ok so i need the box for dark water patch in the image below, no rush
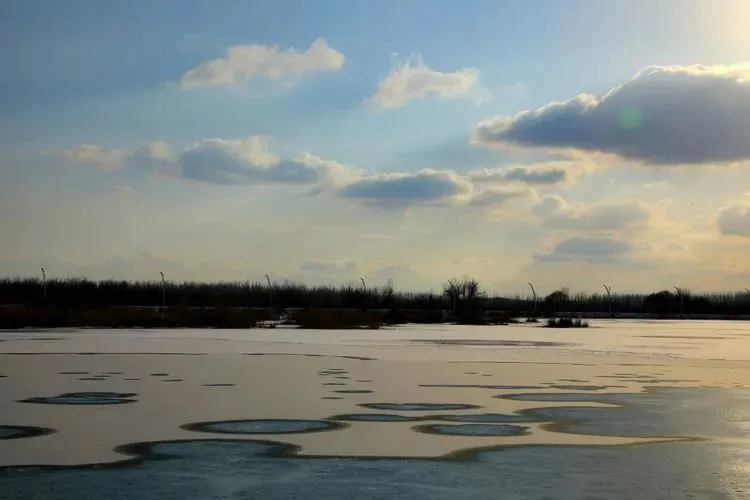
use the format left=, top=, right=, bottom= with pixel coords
left=548, top=385, right=611, bottom=391
left=183, top=419, right=346, bottom=435
left=3, top=337, right=66, bottom=342
left=202, top=383, right=235, bottom=387
left=243, top=353, right=375, bottom=361
left=417, top=339, right=575, bottom=348
left=625, top=344, right=701, bottom=350
left=414, top=423, right=530, bottom=437
left=333, top=390, right=373, bottom=394
left=4, top=388, right=750, bottom=499
left=0, top=425, right=55, bottom=441
left=627, top=378, right=700, bottom=384
left=437, top=413, right=545, bottom=424
left=637, top=335, right=729, bottom=340
left=123, top=378, right=141, bottom=381
left=506, top=387, right=750, bottom=440
left=322, top=382, right=347, bottom=386
left=2, top=438, right=748, bottom=499
left=330, top=413, right=419, bottom=422
left=19, top=392, right=137, bottom=405
left=465, top=372, right=478, bottom=375
left=450, top=360, right=597, bottom=367
left=559, top=379, right=588, bottom=383
left=104, top=372, right=123, bottom=375
left=481, top=374, right=492, bottom=377
left=500, top=392, right=617, bottom=403
left=615, top=363, right=668, bottom=367
left=357, top=379, right=372, bottom=383
left=420, top=384, right=546, bottom=390
left=58, top=371, right=89, bottom=375
left=77, top=377, right=107, bottom=381
left=149, top=373, right=169, bottom=377
left=322, top=397, right=344, bottom=400
left=333, top=376, right=350, bottom=380
left=360, top=403, right=481, bottom=411
left=162, top=379, right=183, bottom=382
left=318, top=370, right=347, bottom=375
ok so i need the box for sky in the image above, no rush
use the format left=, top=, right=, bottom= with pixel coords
left=2, top=0, right=750, bottom=295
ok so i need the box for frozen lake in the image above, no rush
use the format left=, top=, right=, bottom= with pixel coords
left=2, top=320, right=750, bottom=498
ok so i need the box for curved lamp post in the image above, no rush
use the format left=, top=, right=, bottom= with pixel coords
left=41, top=267, right=47, bottom=305
left=265, top=274, right=272, bottom=317
left=360, top=277, right=367, bottom=310
left=528, top=282, right=537, bottom=318
left=602, top=283, right=612, bottom=317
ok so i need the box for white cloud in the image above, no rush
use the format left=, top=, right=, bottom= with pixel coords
left=293, top=152, right=363, bottom=190
left=56, top=142, right=170, bottom=172
left=469, top=161, right=594, bottom=188
left=468, top=186, right=535, bottom=209
left=175, top=136, right=361, bottom=188
left=474, top=63, right=750, bottom=165
left=366, top=55, right=479, bottom=111
left=54, top=136, right=360, bottom=190
left=57, top=145, right=129, bottom=171
left=534, top=236, right=638, bottom=263
left=717, top=201, right=750, bottom=237
left=178, top=38, right=345, bottom=89
left=340, top=168, right=473, bottom=208
left=300, top=260, right=357, bottom=274
left=532, top=195, right=653, bottom=232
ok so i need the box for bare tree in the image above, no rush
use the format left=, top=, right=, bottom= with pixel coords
left=383, top=278, right=394, bottom=306
left=464, top=278, right=483, bottom=305
left=443, top=279, right=465, bottom=315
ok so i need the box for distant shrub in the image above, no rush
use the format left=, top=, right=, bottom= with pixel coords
left=545, top=317, right=589, bottom=328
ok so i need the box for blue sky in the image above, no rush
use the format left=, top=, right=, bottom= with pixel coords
left=2, top=0, right=750, bottom=294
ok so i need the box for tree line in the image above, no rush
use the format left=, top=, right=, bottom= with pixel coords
left=1, top=277, right=750, bottom=316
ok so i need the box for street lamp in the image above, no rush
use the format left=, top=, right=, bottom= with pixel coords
left=602, top=283, right=612, bottom=317
left=40, top=267, right=47, bottom=305
left=528, top=282, right=537, bottom=318
left=674, top=286, right=684, bottom=317
left=360, top=277, right=367, bottom=310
